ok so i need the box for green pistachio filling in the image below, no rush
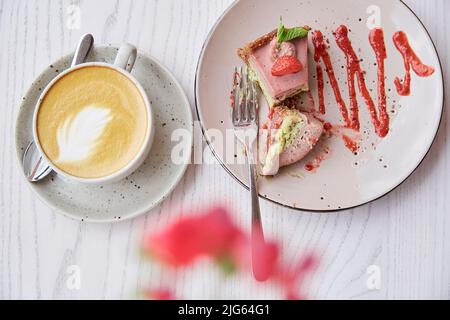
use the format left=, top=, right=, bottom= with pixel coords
left=248, top=61, right=275, bottom=107
left=277, top=115, right=304, bottom=150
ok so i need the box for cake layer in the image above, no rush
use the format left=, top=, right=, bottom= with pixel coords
left=260, top=107, right=323, bottom=176
left=249, top=36, right=309, bottom=106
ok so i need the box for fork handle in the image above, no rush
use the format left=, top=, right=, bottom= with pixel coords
left=246, top=146, right=267, bottom=282
left=249, top=160, right=262, bottom=230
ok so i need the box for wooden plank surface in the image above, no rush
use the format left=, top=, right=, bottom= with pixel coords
left=0, top=0, right=448, bottom=299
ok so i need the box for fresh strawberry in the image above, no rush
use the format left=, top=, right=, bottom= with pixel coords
left=271, top=55, right=303, bottom=76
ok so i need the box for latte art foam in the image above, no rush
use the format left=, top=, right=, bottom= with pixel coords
left=56, top=105, right=113, bottom=163
left=36, top=66, right=148, bottom=179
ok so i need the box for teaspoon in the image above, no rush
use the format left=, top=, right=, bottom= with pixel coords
left=23, top=33, right=94, bottom=182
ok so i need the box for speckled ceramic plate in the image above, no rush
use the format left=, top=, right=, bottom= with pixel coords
left=195, top=0, right=443, bottom=211
left=16, top=45, right=193, bottom=222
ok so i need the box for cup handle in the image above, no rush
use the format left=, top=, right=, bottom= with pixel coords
left=114, top=43, right=137, bottom=72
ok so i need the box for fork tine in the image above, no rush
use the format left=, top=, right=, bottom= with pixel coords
left=231, top=67, right=239, bottom=122
left=241, top=67, right=247, bottom=122
left=244, top=67, right=251, bottom=122
left=237, top=66, right=244, bottom=123
left=232, top=66, right=258, bottom=126
left=250, top=76, right=257, bottom=122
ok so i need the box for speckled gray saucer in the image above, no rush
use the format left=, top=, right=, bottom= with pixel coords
left=15, top=45, right=193, bottom=223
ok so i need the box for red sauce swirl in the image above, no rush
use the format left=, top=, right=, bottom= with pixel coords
left=392, top=31, right=435, bottom=96
left=312, top=26, right=391, bottom=138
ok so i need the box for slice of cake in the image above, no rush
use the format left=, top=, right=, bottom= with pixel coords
left=238, top=23, right=310, bottom=107
left=259, top=106, right=323, bottom=176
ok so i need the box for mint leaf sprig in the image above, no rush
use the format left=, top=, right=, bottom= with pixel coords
left=277, top=17, right=309, bottom=45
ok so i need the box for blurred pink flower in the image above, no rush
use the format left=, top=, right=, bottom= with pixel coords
left=144, top=206, right=318, bottom=299
left=276, top=253, right=318, bottom=299
left=146, top=288, right=175, bottom=300
left=145, top=206, right=244, bottom=267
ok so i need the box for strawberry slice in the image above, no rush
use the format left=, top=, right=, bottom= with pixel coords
left=271, top=55, right=303, bottom=76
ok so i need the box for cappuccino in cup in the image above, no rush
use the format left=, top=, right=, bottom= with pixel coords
left=36, top=65, right=148, bottom=179
left=33, top=44, right=154, bottom=184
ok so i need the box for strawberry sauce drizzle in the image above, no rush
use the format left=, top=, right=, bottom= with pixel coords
left=392, top=31, right=435, bottom=96
left=342, top=135, right=359, bottom=153
left=368, top=27, right=389, bottom=137
left=311, top=26, right=392, bottom=139
left=312, top=30, right=352, bottom=129
left=333, top=26, right=361, bottom=132
left=305, top=147, right=330, bottom=172
left=315, top=65, right=325, bottom=114
left=310, top=27, right=435, bottom=142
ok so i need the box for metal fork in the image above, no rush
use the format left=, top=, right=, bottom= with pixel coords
left=231, top=66, right=267, bottom=281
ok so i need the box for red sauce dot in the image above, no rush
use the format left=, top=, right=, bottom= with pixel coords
left=324, top=122, right=333, bottom=131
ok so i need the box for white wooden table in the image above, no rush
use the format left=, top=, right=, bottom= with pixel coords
left=0, top=0, right=448, bottom=300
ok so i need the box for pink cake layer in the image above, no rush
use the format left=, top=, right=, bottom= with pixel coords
left=278, top=113, right=323, bottom=167
left=249, top=37, right=309, bottom=101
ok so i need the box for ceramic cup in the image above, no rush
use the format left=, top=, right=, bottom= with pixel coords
left=32, top=44, right=155, bottom=184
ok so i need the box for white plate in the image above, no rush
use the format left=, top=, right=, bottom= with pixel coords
left=195, top=0, right=443, bottom=211
left=16, top=45, right=193, bottom=222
